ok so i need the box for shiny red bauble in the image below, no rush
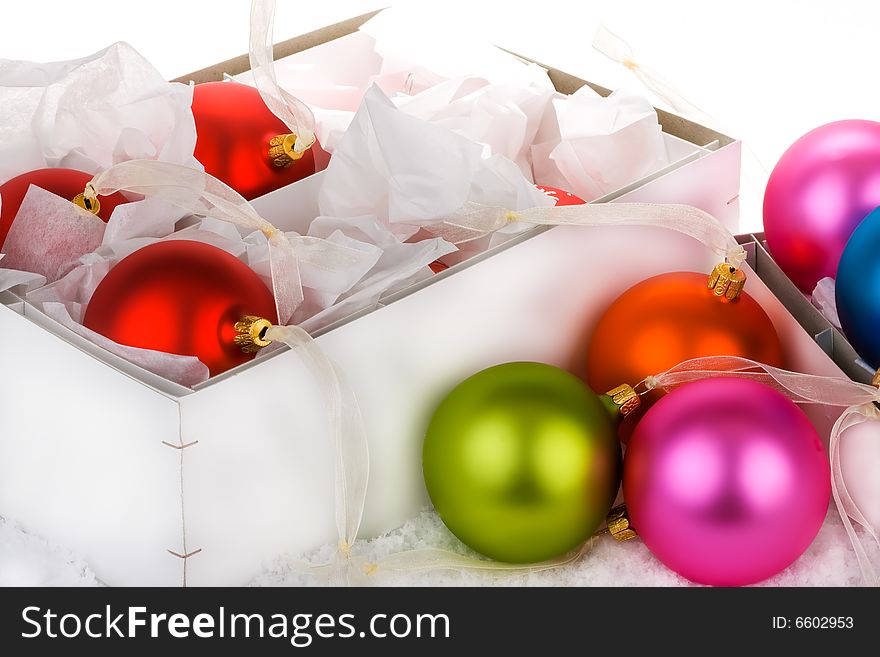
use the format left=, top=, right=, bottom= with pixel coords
left=83, top=240, right=278, bottom=377
left=537, top=185, right=586, bottom=206
left=191, top=81, right=320, bottom=200
left=0, top=168, right=126, bottom=249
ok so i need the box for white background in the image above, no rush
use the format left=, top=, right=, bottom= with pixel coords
left=2, top=0, right=879, bottom=231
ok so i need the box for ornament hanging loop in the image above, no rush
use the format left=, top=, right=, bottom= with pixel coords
left=633, top=375, right=661, bottom=396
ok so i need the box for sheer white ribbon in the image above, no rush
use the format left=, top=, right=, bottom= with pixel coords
left=85, top=159, right=303, bottom=324
left=591, top=24, right=715, bottom=126
left=427, top=200, right=746, bottom=267
left=264, top=324, right=370, bottom=585
left=639, top=355, right=880, bottom=405
left=830, top=409, right=879, bottom=586
left=249, top=0, right=317, bottom=154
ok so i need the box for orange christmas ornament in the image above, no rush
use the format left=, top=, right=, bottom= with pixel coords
left=586, top=266, right=784, bottom=424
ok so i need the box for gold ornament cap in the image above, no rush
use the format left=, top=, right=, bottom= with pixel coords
left=233, top=316, right=273, bottom=353
left=606, top=504, right=638, bottom=541
left=269, top=133, right=306, bottom=168
left=707, top=262, right=746, bottom=300
left=605, top=384, right=640, bottom=418
left=72, top=192, right=100, bottom=215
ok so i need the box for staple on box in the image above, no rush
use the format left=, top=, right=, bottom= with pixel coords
left=162, top=440, right=200, bottom=450
left=167, top=548, right=203, bottom=560
left=167, top=548, right=203, bottom=588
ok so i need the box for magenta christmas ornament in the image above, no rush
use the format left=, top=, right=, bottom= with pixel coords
left=763, top=119, right=880, bottom=293
left=623, top=377, right=830, bottom=586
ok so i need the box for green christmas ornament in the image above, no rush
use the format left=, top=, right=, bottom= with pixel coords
left=423, top=362, right=632, bottom=563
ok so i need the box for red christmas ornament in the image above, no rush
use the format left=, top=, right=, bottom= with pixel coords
left=83, top=240, right=278, bottom=377
left=536, top=185, right=585, bottom=206
left=0, top=168, right=126, bottom=249
left=191, top=81, right=321, bottom=200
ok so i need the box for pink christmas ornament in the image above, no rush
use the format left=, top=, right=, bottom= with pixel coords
left=624, top=377, right=830, bottom=586
left=763, top=119, right=880, bottom=293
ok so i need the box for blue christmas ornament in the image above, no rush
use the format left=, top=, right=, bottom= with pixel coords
left=836, top=206, right=880, bottom=369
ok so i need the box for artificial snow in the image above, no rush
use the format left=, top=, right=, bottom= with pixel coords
left=0, top=517, right=99, bottom=587
left=1, top=507, right=871, bottom=587
left=258, top=506, right=872, bottom=587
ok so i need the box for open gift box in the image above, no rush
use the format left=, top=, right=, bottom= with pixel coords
left=0, top=11, right=847, bottom=587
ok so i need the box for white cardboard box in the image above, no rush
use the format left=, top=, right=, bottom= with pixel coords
left=0, top=14, right=834, bottom=587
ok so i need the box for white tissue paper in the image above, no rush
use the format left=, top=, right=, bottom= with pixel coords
left=264, top=30, right=554, bottom=166
left=310, top=85, right=554, bottom=287
left=257, top=8, right=669, bottom=198
left=812, top=277, right=841, bottom=329
left=318, top=86, right=551, bottom=240
left=0, top=41, right=200, bottom=281
left=0, top=41, right=198, bottom=181
left=0, top=253, right=45, bottom=296
left=301, top=214, right=455, bottom=331
left=393, top=65, right=556, bottom=181
left=533, top=86, right=670, bottom=201
left=44, top=300, right=211, bottom=388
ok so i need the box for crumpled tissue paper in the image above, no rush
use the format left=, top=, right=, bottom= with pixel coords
left=0, top=41, right=200, bottom=281
left=253, top=8, right=670, bottom=199
left=0, top=41, right=198, bottom=181
left=812, top=277, right=841, bottom=329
